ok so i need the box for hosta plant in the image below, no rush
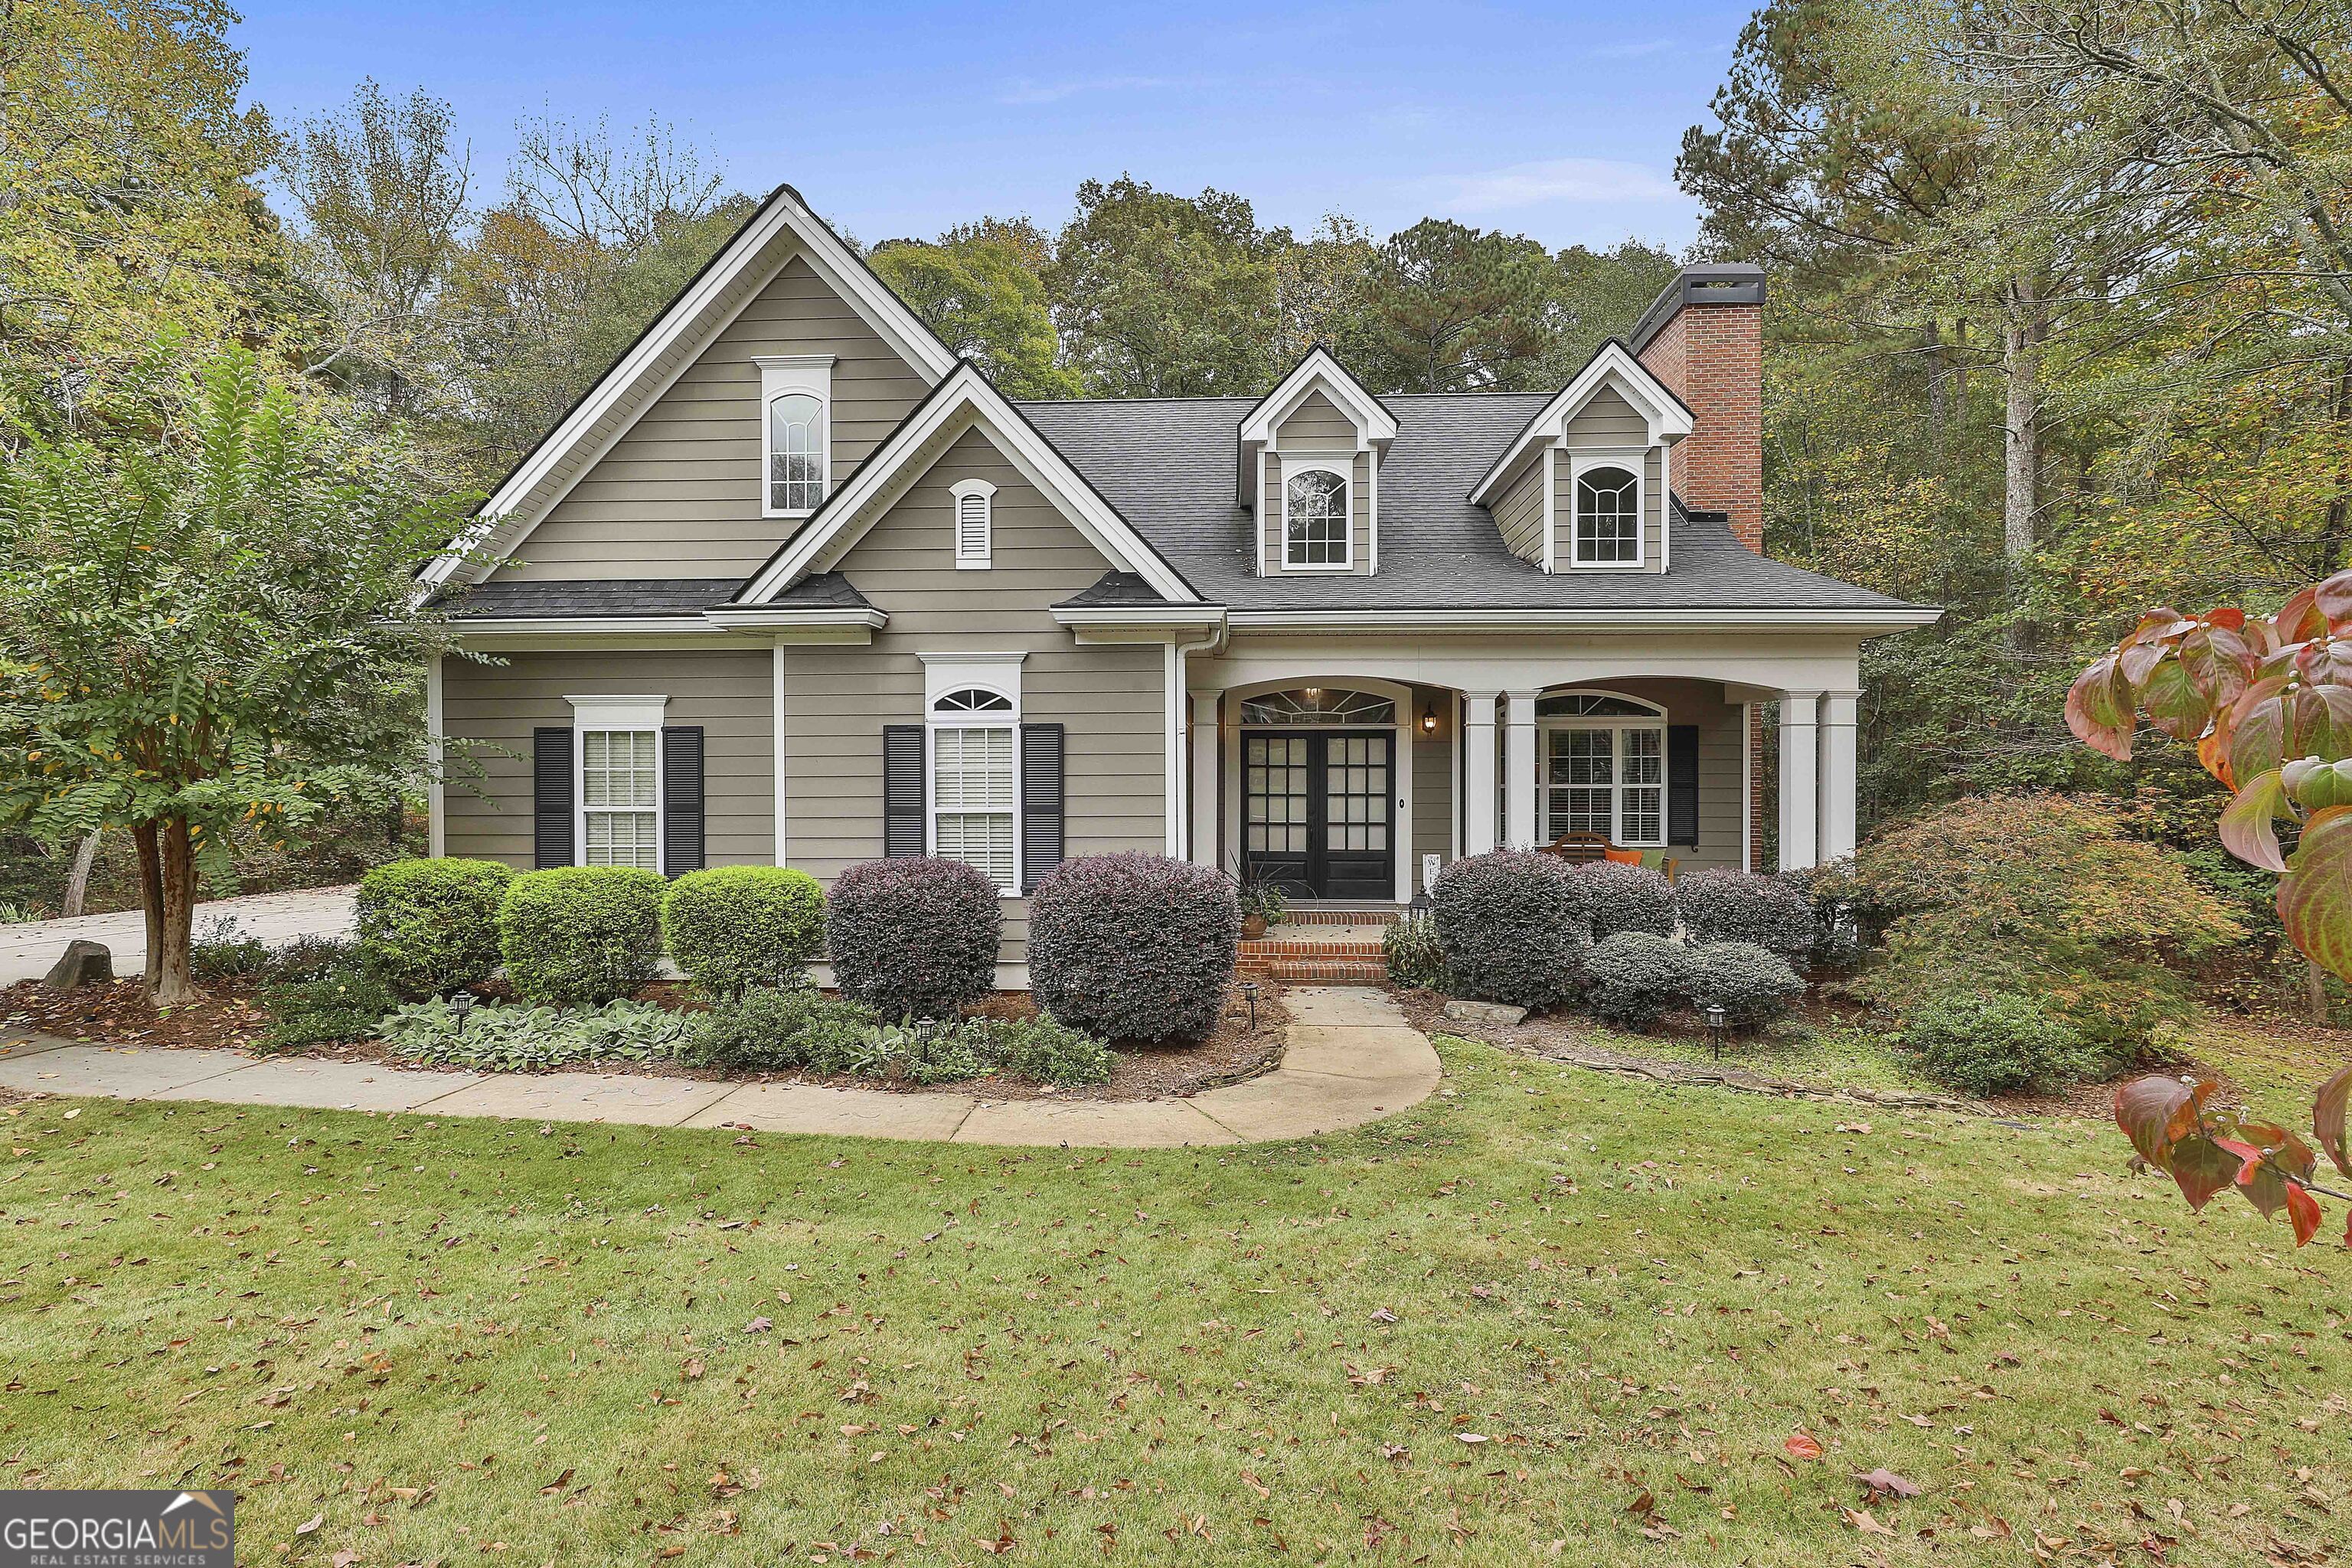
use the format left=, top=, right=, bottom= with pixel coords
left=2069, top=569, right=2352, bottom=1244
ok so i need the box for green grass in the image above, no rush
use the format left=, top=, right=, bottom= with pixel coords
left=3, top=1035, right=2347, bottom=1565
left=1571, top=1015, right=1952, bottom=1096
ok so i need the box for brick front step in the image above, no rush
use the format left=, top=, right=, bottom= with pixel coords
left=1242, top=939, right=1387, bottom=960
left=1243, top=959, right=1390, bottom=983
left=1284, top=907, right=1403, bottom=926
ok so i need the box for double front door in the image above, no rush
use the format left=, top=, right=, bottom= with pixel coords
left=1242, top=728, right=1393, bottom=900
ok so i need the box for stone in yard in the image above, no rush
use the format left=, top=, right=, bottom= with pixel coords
left=43, top=939, right=113, bottom=991
left=1443, top=998, right=1526, bottom=1027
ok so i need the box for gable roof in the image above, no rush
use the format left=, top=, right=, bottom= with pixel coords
left=420, top=185, right=959, bottom=590
left=1465, top=340, right=1694, bottom=507
left=1020, top=393, right=1931, bottom=619
left=730, top=363, right=1201, bottom=606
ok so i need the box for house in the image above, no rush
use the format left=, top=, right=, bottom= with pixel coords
left=423, top=185, right=1939, bottom=984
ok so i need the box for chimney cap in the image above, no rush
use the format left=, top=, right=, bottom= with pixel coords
left=1628, top=263, right=1766, bottom=355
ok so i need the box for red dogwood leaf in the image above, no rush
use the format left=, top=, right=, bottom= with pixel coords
left=2219, top=770, right=2292, bottom=872
left=2167, top=1135, right=2246, bottom=1211
left=2115, top=1076, right=2198, bottom=1165
left=2284, top=1182, right=2324, bottom=1247
left=1785, top=1432, right=1824, bottom=1460
left=2066, top=655, right=2136, bottom=759
left=2316, top=1065, right=2352, bottom=1179
left=2313, top=566, right=2352, bottom=626
left=2281, top=808, right=2352, bottom=983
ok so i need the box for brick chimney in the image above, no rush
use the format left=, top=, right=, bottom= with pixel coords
left=1630, top=265, right=1766, bottom=553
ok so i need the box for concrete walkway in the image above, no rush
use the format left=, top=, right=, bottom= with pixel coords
left=0, top=986, right=1439, bottom=1148
left=0, top=887, right=357, bottom=985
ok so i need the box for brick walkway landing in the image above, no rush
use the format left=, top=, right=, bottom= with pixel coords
left=1240, top=911, right=1401, bottom=984
left=0, top=988, right=1439, bottom=1150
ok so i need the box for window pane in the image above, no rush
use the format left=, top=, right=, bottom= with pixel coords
left=1284, top=469, right=1349, bottom=566
left=936, top=812, right=1014, bottom=890
left=1576, top=466, right=1639, bottom=562
left=1622, top=788, right=1663, bottom=844
left=1625, top=727, right=1663, bottom=786
left=769, top=393, right=827, bottom=512
left=934, top=727, right=1014, bottom=810
left=584, top=810, right=658, bottom=869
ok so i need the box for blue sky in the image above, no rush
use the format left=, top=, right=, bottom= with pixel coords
left=235, top=1, right=1742, bottom=251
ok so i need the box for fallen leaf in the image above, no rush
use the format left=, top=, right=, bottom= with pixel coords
left=1784, top=1432, right=1824, bottom=1461
left=1854, top=1468, right=1922, bottom=1501
left=296, top=1514, right=325, bottom=1536
left=1844, top=1507, right=1897, bottom=1537
left=745, top=1317, right=773, bottom=1334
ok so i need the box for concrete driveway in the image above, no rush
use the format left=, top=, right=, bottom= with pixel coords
left=0, top=886, right=357, bottom=985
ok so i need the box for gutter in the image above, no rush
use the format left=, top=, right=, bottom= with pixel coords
left=1220, top=606, right=1944, bottom=634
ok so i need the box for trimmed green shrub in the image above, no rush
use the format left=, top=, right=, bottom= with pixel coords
left=1432, top=850, right=1591, bottom=1010
left=384, top=996, right=691, bottom=1070
left=662, top=865, right=826, bottom=997
left=1576, top=861, right=1677, bottom=942
left=1579, top=932, right=1694, bottom=1030
left=987, top=1013, right=1115, bottom=1086
left=356, top=857, right=514, bottom=998
left=681, top=983, right=878, bottom=1073
left=259, top=963, right=395, bottom=1051
left=1029, top=854, right=1238, bottom=1042
left=1674, top=867, right=1815, bottom=955
left=1682, top=941, right=1805, bottom=1031
left=1900, top=990, right=2096, bottom=1096
left=496, top=866, right=666, bottom=1006
left=267, top=933, right=361, bottom=984
left=827, top=858, right=1001, bottom=1020
left=1383, top=910, right=1449, bottom=991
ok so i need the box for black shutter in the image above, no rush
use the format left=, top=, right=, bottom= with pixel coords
left=883, top=724, right=926, bottom=857
left=662, top=726, right=705, bottom=874
left=1020, top=722, right=1065, bottom=893
left=533, top=727, right=575, bottom=868
left=1667, top=724, right=1700, bottom=846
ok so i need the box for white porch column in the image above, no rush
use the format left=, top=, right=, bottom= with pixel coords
left=1778, top=691, right=1822, bottom=870
left=1188, top=691, right=1220, bottom=869
left=1504, top=691, right=1539, bottom=850
left=1463, top=693, right=1499, bottom=855
left=1817, top=689, right=1860, bottom=864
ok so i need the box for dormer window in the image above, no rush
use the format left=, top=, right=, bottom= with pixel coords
left=1284, top=466, right=1351, bottom=569
left=757, top=354, right=835, bottom=518
left=1571, top=459, right=1642, bottom=567
left=951, top=478, right=995, bottom=570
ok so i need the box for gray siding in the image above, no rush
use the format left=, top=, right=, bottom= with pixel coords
left=441, top=649, right=776, bottom=867
left=1410, top=684, right=1455, bottom=890
left=1273, top=389, right=1357, bottom=447
left=1558, top=386, right=1665, bottom=572
left=1490, top=456, right=1546, bottom=564
left=780, top=425, right=1168, bottom=965
left=495, top=253, right=930, bottom=583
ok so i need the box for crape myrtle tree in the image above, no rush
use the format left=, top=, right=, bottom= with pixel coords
left=2069, top=573, right=2352, bottom=1245
left=0, top=343, right=483, bottom=1004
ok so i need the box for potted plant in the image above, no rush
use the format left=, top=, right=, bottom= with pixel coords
left=1234, top=871, right=1289, bottom=940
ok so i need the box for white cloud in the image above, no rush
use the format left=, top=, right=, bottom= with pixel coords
left=998, top=74, right=1184, bottom=106
left=1430, top=157, right=1681, bottom=213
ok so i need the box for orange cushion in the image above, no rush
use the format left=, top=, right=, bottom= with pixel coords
left=1602, top=847, right=1643, bottom=865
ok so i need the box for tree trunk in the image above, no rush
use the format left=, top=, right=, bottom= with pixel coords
left=2001, top=277, right=2043, bottom=655
left=2308, top=956, right=2333, bottom=1028
left=151, top=817, right=201, bottom=1007
left=1925, top=318, right=1948, bottom=455
left=60, top=828, right=100, bottom=918
left=132, top=822, right=165, bottom=991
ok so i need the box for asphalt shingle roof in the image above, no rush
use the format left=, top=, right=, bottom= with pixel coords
left=446, top=571, right=871, bottom=619
left=1017, top=393, right=1926, bottom=613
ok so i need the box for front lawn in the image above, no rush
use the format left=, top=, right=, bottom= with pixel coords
left=2, top=1036, right=2346, bottom=1565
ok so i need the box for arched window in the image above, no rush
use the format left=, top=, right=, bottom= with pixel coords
left=1573, top=463, right=1640, bottom=565
left=1284, top=466, right=1350, bottom=568
left=1538, top=689, right=1666, bottom=845
left=768, top=393, right=827, bottom=514
left=928, top=682, right=1018, bottom=892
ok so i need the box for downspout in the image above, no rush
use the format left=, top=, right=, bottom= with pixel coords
left=1169, top=619, right=1230, bottom=858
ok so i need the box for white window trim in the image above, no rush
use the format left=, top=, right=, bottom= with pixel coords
left=950, top=477, right=995, bottom=570
left=1566, top=447, right=1648, bottom=570
left=1279, top=455, right=1355, bottom=573
left=566, top=694, right=668, bottom=872
left=1537, top=690, right=1668, bottom=848
left=919, top=653, right=1025, bottom=898
left=758, top=354, right=835, bottom=521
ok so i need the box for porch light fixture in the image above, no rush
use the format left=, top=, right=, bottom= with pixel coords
left=1419, top=701, right=1439, bottom=737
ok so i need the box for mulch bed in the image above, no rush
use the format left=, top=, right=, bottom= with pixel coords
left=2, top=975, right=1289, bottom=1104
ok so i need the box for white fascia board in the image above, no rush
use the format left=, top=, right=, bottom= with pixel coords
left=1239, top=348, right=1399, bottom=448
left=420, top=185, right=956, bottom=589
left=452, top=616, right=731, bottom=635
left=736, top=366, right=1197, bottom=605
left=1222, top=606, right=1945, bottom=633
left=1467, top=343, right=1694, bottom=508
left=701, top=606, right=887, bottom=632
left=1051, top=604, right=1228, bottom=631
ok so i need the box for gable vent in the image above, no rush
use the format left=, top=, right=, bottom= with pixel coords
left=952, top=479, right=995, bottom=570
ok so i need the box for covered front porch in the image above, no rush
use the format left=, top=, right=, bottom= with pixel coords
left=1177, top=630, right=1869, bottom=904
